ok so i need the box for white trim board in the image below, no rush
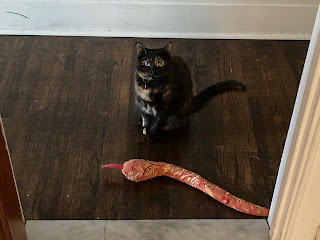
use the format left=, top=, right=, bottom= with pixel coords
left=269, top=4, right=320, bottom=239
left=0, top=1, right=318, bottom=39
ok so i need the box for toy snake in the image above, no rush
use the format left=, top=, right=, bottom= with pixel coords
left=102, top=159, right=269, bottom=217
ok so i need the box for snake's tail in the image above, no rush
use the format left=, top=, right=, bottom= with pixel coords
left=165, top=163, right=269, bottom=217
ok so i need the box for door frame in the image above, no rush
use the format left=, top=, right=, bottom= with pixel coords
left=0, top=117, right=27, bottom=240
left=268, top=4, right=320, bottom=239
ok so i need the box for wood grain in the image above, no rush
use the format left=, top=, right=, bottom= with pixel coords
left=0, top=36, right=308, bottom=220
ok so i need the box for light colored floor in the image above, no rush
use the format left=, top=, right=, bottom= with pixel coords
left=26, top=219, right=269, bottom=240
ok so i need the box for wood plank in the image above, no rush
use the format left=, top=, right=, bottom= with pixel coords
left=0, top=36, right=309, bottom=220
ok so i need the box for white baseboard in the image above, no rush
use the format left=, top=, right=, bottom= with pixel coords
left=0, top=1, right=318, bottom=40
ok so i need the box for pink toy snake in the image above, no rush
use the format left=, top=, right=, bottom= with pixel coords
left=102, top=159, right=269, bottom=217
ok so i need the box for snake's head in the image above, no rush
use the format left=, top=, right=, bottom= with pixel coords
left=102, top=159, right=161, bottom=182
left=121, top=159, right=151, bottom=182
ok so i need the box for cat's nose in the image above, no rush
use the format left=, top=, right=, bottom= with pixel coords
left=150, top=71, right=154, bottom=75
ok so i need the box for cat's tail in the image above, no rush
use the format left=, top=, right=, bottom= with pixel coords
left=175, top=80, right=245, bottom=119
left=190, top=80, right=245, bottom=114
left=165, top=80, right=245, bottom=131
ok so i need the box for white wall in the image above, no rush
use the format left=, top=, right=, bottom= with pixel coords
left=0, top=0, right=318, bottom=39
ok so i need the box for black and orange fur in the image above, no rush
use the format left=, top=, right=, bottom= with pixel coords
left=134, top=42, right=245, bottom=142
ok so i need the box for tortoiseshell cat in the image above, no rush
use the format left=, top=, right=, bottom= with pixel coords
left=134, top=42, right=245, bottom=142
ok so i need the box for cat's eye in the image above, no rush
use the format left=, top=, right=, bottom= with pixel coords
left=158, top=62, right=165, bottom=67
left=145, top=61, right=150, bottom=66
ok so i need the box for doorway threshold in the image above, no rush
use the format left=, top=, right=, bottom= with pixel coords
left=26, top=219, right=269, bottom=240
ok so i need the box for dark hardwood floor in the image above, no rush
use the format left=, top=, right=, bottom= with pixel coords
left=0, top=36, right=308, bottom=220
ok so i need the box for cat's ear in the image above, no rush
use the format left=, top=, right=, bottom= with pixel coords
left=136, top=42, right=147, bottom=57
left=164, top=42, right=172, bottom=55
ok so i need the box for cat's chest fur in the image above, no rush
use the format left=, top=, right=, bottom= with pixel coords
left=134, top=75, right=171, bottom=116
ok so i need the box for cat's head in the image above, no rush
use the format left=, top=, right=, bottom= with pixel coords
left=135, top=42, right=172, bottom=80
